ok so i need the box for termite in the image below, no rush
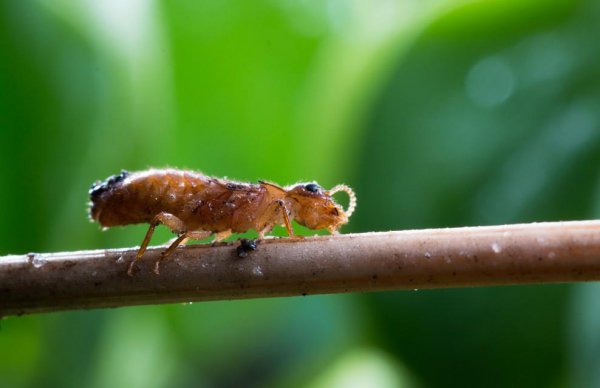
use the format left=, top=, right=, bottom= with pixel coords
left=88, top=169, right=356, bottom=276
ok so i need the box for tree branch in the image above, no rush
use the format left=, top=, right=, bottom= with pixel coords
left=2, top=220, right=600, bottom=317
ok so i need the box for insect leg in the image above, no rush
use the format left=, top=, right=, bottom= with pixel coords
left=136, top=212, right=187, bottom=257
left=213, top=229, right=232, bottom=243
left=153, top=230, right=212, bottom=275
left=128, top=212, right=187, bottom=276
left=276, top=199, right=294, bottom=237
left=255, top=201, right=294, bottom=239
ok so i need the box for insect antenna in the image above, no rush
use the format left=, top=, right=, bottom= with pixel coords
left=328, top=185, right=356, bottom=218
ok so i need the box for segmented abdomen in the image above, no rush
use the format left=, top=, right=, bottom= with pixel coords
left=89, top=169, right=267, bottom=233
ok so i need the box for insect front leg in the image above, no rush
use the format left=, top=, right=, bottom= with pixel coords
left=276, top=199, right=294, bottom=237
left=256, top=200, right=295, bottom=239
left=153, top=230, right=212, bottom=275
left=128, top=212, right=187, bottom=276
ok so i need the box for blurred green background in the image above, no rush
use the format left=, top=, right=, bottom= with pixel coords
left=1, top=0, right=600, bottom=387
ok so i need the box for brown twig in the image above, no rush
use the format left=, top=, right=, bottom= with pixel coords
left=2, top=221, right=600, bottom=317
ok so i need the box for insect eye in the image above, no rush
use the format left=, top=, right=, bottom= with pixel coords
left=304, top=183, right=320, bottom=193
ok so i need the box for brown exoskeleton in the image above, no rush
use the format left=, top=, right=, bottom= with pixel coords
left=89, top=169, right=356, bottom=276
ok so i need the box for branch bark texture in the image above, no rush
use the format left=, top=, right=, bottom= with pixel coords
left=2, top=221, right=600, bottom=317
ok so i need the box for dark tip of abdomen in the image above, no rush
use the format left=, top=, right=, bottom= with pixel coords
left=89, top=170, right=130, bottom=200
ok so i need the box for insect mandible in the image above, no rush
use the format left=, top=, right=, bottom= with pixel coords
left=88, top=169, right=356, bottom=275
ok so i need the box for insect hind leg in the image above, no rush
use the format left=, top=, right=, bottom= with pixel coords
left=128, top=212, right=187, bottom=276
left=213, top=229, right=232, bottom=243
left=153, top=230, right=212, bottom=275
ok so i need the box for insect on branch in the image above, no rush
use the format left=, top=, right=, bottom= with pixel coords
left=2, top=221, right=600, bottom=317
left=87, top=169, right=356, bottom=276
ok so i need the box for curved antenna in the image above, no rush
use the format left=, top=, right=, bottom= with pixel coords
left=328, top=185, right=356, bottom=218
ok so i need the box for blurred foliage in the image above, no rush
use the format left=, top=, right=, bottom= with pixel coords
left=1, top=0, right=600, bottom=387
